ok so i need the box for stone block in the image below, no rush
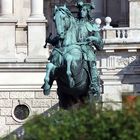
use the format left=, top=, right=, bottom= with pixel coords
left=1, top=108, right=12, bottom=116
left=0, top=119, right=11, bottom=137
left=9, top=125, right=22, bottom=132
left=12, top=99, right=32, bottom=108
left=10, top=91, right=35, bottom=99
left=0, top=125, right=10, bottom=137
left=103, top=102, right=122, bottom=110
left=0, top=20, right=17, bottom=62
left=32, top=99, right=51, bottom=108
left=35, top=91, right=57, bottom=99
left=32, top=108, right=48, bottom=115
left=16, top=27, right=27, bottom=45
left=35, top=91, right=49, bottom=99
left=102, top=92, right=122, bottom=102
left=0, top=99, right=12, bottom=107
left=51, top=100, right=59, bottom=107
left=0, top=116, right=6, bottom=125
left=16, top=45, right=27, bottom=62
left=103, top=85, right=122, bottom=102
left=0, top=92, right=9, bottom=99
left=6, top=117, right=21, bottom=125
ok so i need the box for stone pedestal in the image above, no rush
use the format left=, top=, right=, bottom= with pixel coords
left=0, top=0, right=17, bottom=62
left=0, top=19, right=17, bottom=62
left=26, top=20, right=48, bottom=62
left=0, top=0, right=13, bottom=17
left=26, top=0, right=49, bottom=62
left=129, top=0, right=140, bottom=27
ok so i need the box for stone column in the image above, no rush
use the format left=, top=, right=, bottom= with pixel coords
left=30, top=0, right=45, bottom=20
left=0, top=0, right=17, bottom=62
left=0, top=0, right=13, bottom=17
left=129, top=0, right=140, bottom=27
left=26, top=0, right=48, bottom=62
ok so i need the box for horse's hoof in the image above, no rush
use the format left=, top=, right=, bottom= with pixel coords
left=42, top=83, right=51, bottom=95
left=43, top=89, right=50, bottom=95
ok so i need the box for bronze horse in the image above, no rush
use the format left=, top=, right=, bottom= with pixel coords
left=42, top=5, right=91, bottom=109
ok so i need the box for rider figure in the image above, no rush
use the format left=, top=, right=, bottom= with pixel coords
left=44, top=3, right=103, bottom=97
left=76, top=1, right=103, bottom=96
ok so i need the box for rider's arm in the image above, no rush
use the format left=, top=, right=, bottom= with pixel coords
left=86, top=23, right=103, bottom=50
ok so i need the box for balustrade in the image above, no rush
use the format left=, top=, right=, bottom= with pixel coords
left=102, top=27, right=140, bottom=43
left=100, top=17, right=140, bottom=43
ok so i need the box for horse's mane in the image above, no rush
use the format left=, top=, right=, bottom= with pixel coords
left=57, top=6, right=76, bottom=26
left=57, top=6, right=72, bottom=17
left=55, top=6, right=78, bottom=45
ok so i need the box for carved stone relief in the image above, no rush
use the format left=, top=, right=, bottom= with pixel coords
left=117, top=56, right=137, bottom=67
left=100, top=53, right=139, bottom=69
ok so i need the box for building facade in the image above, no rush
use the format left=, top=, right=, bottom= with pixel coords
left=0, top=0, right=139, bottom=137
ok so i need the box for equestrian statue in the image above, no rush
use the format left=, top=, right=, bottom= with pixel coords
left=42, top=2, right=103, bottom=109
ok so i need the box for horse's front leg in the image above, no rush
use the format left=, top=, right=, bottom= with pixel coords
left=43, top=63, right=56, bottom=95
left=65, top=54, right=75, bottom=88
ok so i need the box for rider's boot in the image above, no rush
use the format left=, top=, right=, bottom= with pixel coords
left=88, top=61, right=100, bottom=97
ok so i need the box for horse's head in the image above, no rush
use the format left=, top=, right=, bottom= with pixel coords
left=53, top=5, right=72, bottom=39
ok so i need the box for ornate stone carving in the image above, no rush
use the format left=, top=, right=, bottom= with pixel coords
left=117, top=56, right=136, bottom=67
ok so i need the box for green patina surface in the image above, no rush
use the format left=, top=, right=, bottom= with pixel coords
left=42, top=1, right=103, bottom=109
